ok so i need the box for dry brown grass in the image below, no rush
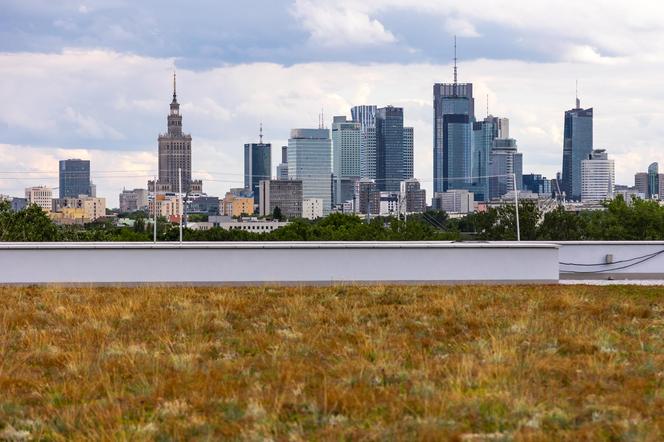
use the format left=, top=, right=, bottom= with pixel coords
left=0, top=285, right=663, bottom=441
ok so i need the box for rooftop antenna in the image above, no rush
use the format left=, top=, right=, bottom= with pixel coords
left=453, top=35, right=458, bottom=85
left=173, top=64, right=177, bottom=100
left=259, top=122, right=263, bottom=144
left=575, top=79, right=580, bottom=109
left=486, top=93, right=489, bottom=118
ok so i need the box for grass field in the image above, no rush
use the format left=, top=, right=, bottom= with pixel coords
left=0, top=285, right=663, bottom=441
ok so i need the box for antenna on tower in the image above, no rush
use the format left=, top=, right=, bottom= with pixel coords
left=173, top=64, right=177, bottom=100
left=575, top=79, right=580, bottom=109
left=453, top=36, right=458, bottom=84
left=486, top=93, right=489, bottom=117
left=259, top=122, right=263, bottom=144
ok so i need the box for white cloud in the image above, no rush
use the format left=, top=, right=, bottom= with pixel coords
left=2, top=49, right=664, bottom=205
left=293, top=0, right=664, bottom=62
left=64, top=107, right=125, bottom=140
left=291, top=0, right=396, bottom=47
left=444, top=17, right=481, bottom=38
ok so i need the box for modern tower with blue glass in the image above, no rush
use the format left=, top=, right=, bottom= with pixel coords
left=562, top=96, right=593, bottom=201
left=376, top=106, right=405, bottom=192
left=59, top=159, right=91, bottom=198
left=433, top=41, right=475, bottom=193
left=244, top=125, right=272, bottom=206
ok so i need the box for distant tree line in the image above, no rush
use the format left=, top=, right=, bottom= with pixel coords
left=2, top=195, right=664, bottom=242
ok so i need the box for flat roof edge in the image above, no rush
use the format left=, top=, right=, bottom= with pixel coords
left=0, top=242, right=560, bottom=250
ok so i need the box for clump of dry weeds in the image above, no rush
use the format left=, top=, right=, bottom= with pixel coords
left=0, top=284, right=662, bottom=440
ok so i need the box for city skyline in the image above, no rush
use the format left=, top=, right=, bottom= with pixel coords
left=2, top=2, right=664, bottom=204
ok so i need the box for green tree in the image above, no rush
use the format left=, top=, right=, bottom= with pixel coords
left=537, top=206, right=587, bottom=240
left=272, top=206, right=283, bottom=221
left=0, top=201, right=59, bottom=241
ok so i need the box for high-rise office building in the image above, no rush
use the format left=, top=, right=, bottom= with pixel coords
left=488, top=138, right=522, bottom=200
left=434, top=82, right=475, bottom=193
left=59, top=159, right=91, bottom=198
left=376, top=106, right=405, bottom=192
left=473, top=115, right=511, bottom=201
left=288, top=128, right=332, bottom=214
left=648, top=162, right=659, bottom=199
left=561, top=96, right=593, bottom=201
left=276, top=146, right=289, bottom=180
left=581, top=149, right=615, bottom=202
left=351, top=105, right=378, bottom=179
left=155, top=73, right=201, bottom=193
left=403, top=127, right=414, bottom=180
left=635, top=172, right=648, bottom=196
left=244, top=126, right=272, bottom=206
left=331, top=116, right=361, bottom=204
left=434, top=42, right=475, bottom=194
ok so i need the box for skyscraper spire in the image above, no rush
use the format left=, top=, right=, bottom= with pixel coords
left=575, top=79, right=580, bottom=109
left=172, top=70, right=178, bottom=102
left=259, top=122, right=263, bottom=144
left=453, top=36, right=458, bottom=84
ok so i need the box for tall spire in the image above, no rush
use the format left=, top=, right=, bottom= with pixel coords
left=453, top=35, right=458, bottom=84
left=575, top=79, right=580, bottom=109
left=172, top=70, right=177, bottom=102
left=259, top=122, right=263, bottom=144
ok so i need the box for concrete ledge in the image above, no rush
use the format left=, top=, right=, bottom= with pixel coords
left=0, top=242, right=560, bottom=285
left=555, top=242, right=664, bottom=279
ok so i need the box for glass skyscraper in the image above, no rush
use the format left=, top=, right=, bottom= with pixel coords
left=331, top=116, right=361, bottom=204
left=288, top=128, right=332, bottom=214
left=403, top=126, right=414, bottom=181
left=561, top=98, right=593, bottom=201
left=351, top=105, right=377, bottom=180
left=244, top=140, right=272, bottom=206
left=648, top=162, right=659, bottom=199
left=471, top=120, right=494, bottom=201
left=433, top=83, right=475, bottom=193
left=489, top=138, right=523, bottom=200
left=59, top=159, right=91, bottom=198
left=376, top=106, right=405, bottom=192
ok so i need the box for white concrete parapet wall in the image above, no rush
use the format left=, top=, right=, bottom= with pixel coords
left=557, top=241, right=664, bottom=279
left=0, top=242, right=560, bottom=285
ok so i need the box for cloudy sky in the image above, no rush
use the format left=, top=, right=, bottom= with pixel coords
left=2, top=0, right=664, bottom=206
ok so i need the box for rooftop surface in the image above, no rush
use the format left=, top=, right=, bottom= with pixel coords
left=1, top=284, right=662, bottom=439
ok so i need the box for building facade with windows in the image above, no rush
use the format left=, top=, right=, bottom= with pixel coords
left=119, top=188, right=149, bottom=213
left=376, top=106, right=405, bottom=192
left=351, top=105, right=377, bottom=180
left=434, top=82, right=475, bottom=193
left=244, top=130, right=272, bottom=206
left=25, top=186, right=53, bottom=212
left=59, top=159, right=92, bottom=198
left=581, top=149, right=615, bottom=202
left=154, top=73, right=202, bottom=194
left=258, top=179, right=303, bottom=219
left=561, top=98, right=593, bottom=201
left=332, top=116, right=361, bottom=204
left=288, top=128, right=332, bottom=214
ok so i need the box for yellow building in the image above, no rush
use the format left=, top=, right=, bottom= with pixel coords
left=50, top=207, right=90, bottom=225
left=222, top=193, right=254, bottom=217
